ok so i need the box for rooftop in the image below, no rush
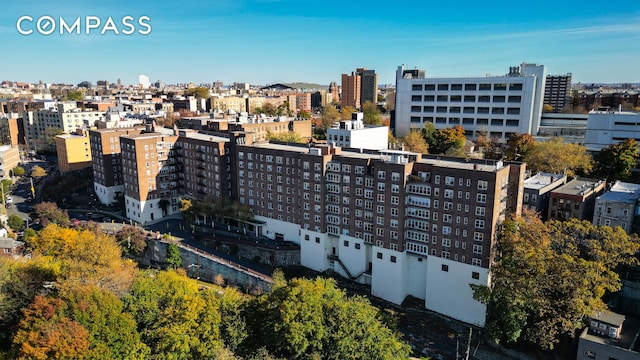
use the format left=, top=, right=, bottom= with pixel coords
left=581, top=314, right=640, bottom=353
left=0, top=238, right=24, bottom=249
left=597, top=181, right=640, bottom=204
left=524, top=172, right=566, bottom=190
left=553, top=177, right=604, bottom=196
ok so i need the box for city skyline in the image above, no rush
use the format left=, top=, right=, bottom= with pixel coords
left=1, top=0, right=639, bottom=85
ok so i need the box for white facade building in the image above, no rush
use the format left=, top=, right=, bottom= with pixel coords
left=326, top=112, right=389, bottom=150
left=394, top=63, right=547, bottom=139
left=23, top=102, right=106, bottom=151
left=584, top=110, right=640, bottom=152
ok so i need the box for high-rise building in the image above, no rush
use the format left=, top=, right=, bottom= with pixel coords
left=138, top=74, right=150, bottom=89
left=89, top=127, right=145, bottom=205
left=329, top=82, right=339, bottom=104
left=357, top=68, right=378, bottom=106
left=394, top=63, right=547, bottom=140
left=341, top=72, right=361, bottom=109
left=544, top=73, right=572, bottom=112
left=341, top=69, right=378, bottom=109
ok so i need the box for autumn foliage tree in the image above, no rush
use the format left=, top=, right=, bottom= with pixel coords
left=524, top=137, right=593, bottom=177
left=402, top=129, right=429, bottom=154
left=503, top=133, right=536, bottom=161
left=115, top=225, right=148, bottom=256
left=473, top=212, right=640, bottom=350
left=31, top=202, right=70, bottom=228
left=12, top=296, right=91, bottom=359
left=31, top=165, right=47, bottom=178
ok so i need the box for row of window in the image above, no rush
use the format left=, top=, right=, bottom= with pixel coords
left=410, top=106, right=521, bottom=115
left=411, top=94, right=522, bottom=103
left=410, top=117, right=520, bottom=127
left=411, top=83, right=523, bottom=91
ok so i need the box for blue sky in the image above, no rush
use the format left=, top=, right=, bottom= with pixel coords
left=1, top=0, right=639, bottom=86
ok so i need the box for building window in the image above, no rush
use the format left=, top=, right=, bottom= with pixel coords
left=441, top=264, right=449, bottom=272
left=390, top=256, right=397, bottom=263
left=355, top=243, right=361, bottom=250
left=377, top=252, right=383, bottom=259
left=343, top=240, right=349, bottom=247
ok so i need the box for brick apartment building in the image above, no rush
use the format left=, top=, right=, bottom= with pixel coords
left=92, top=127, right=526, bottom=326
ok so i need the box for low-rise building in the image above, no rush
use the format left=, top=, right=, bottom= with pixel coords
left=0, top=238, right=24, bottom=259
left=577, top=310, right=640, bottom=360
left=523, top=172, right=566, bottom=220
left=593, top=181, right=640, bottom=233
left=548, top=177, right=606, bottom=221
left=326, top=112, right=388, bottom=151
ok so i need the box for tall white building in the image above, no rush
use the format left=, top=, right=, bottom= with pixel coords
left=326, top=112, right=389, bottom=151
left=584, top=110, right=640, bottom=152
left=23, top=102, right=106, bottom=151
left=394, top=63, right=547, bottom=139
left=139, top=74, right=151, bottom=89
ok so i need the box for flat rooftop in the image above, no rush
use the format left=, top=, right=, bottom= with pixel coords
left=553, top=177, right=604, bottom=196
left=597, top=181, right=640, bottom=204
left=525, top=172, right=565, bottom=190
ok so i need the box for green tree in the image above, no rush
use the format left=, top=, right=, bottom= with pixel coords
left=166, top=243, right=182, bottom=269
left=31, top=165, right=47, bottom=178
left=115, top=225, right=148, bottom=256
left=297, top=110, right=311, bottom=119
left=124, top=270, right=224, bottom=359
left=524, top=137, right=593, bottom=177
left=542, top=104, right=554, bottom=112
left=595, top=138, right=639, bottom=181
left=65, top=90, right=85, bottom=101
left=184, top=86, right=210, bottom=99
left=277, top=101, right=294, bottom=117
left=361, top=101, right=381, bottom=125
left=255, top=103, right=278, bottom=116
left=7, top=214, right=24, bottom=231
left=420, top=122, right=437, bottom=148
left=1, top=179, right=11, bottom=202
left=321, top=105, right=340, bottom=129
left=402, top=130, right=429, bottom=154
left=12, top=166, right=25, bottom=176
left=246, top=276, right=410, bottom=359
left=32, top=202, right=70, bottom=228
left=267, top=131, right=305, bottom=144
left=473, top=212, right=640, bottom=350
left=63, top=286, right=149, bottom=359
left=340, top=106, right=356, bottom=120
left=503, top=133, right=536, bottom=161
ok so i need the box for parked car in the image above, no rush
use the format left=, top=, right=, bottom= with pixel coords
left=6, top=196, right=13, bottom=204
